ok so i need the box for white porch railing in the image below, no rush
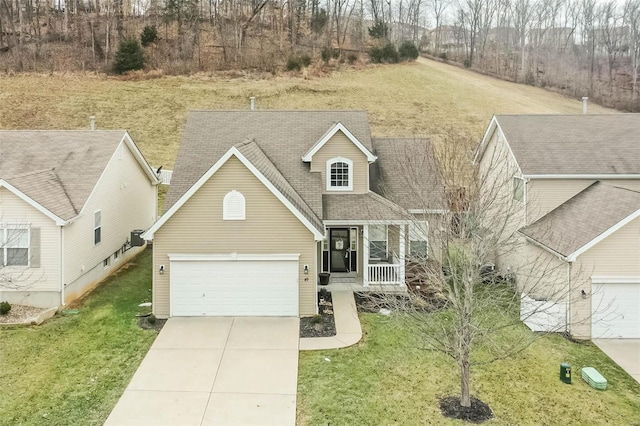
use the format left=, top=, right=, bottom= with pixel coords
left=155, top=168, right=173, bottom=185
left=368, top=263, right=402, bottom=285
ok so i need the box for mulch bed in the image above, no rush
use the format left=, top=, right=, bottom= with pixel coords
left=137, top=316, right=167, bottom=332
left=439, top=396, right=493, bottom=423
left=300, top=291, right=336, bottom=338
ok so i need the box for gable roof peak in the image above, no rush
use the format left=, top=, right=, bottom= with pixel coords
left=301, top=121, right=377, bottom=163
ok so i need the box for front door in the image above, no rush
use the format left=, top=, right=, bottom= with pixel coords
left=330, top=228, right=349, bottom=272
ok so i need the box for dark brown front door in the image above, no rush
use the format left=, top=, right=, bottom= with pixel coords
left=330, top=228, right=349, bottom=272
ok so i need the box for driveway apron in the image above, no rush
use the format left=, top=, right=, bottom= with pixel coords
left=105, top=317, right=300, bottom=426
left=593, top=339, right=640, bottom=384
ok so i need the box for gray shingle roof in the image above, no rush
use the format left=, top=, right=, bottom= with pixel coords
left=323, top=192, right=407, bottom=221
left=371, top=138, right=446, bottom=210
left=0, top=131, right=127, bottom=220
left=235, top=140, right=324, bottom=233
left=167, top=110, right=373, bottom=217
left=494, top=114, right=640, bottom=175
left=519, top=182, right=640, bottom=257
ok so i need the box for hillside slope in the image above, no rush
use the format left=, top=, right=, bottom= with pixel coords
left=0, top=58, right=613, bottom=167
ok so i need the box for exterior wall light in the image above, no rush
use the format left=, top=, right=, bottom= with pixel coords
left=159, top=265, right=165, bottom=275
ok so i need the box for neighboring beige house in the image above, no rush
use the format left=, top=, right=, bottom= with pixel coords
left=476, top=114, right=640, bottom=339
left=0, top=131, right=159, bottom=308
left=143, top=110, right=445, bottom=318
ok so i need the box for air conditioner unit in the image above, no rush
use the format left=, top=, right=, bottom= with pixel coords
left=131, top=230, right=145, bottom=247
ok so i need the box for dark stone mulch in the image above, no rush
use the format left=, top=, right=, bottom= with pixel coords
left=138, top=316, right=167, bottom=332
left=439, top=396, right=493, bottom=423
left=300, top=292, right=336, bottom=338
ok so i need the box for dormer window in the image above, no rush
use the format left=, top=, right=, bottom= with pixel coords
left=327, top=157, right=353, bottom=191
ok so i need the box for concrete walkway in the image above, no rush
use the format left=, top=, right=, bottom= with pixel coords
left=300, top=290, right=362, bottom=351
left=593, top=339, right=640, bottom=384
left=105, top=317, right=299, bottom=426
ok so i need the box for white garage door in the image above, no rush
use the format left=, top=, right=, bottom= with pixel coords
left=592, top=280, right=640, bottom=339
left=169, top=254, right=299, bottom=317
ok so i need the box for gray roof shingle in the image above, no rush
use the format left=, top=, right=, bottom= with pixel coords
left=0, top=131, right=128, bottom=220
left=323, top=192, right=407, bottom=221
left=494, top=114, right=640, bottom=175
left=167, top=110, right=373, bottom=217
left=371, top=138, right=446, bottom=210
left=519, top=182, right=640, bottom=257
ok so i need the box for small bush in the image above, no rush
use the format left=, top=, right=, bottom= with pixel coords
left=300, top=54, right=312, bottom=67
left=287, top=57, right=302, bottom=71
left=439, top=52, right=447, bottom=60
left=369, top=42, right=400, bottom=64
left=140, top=25, right=158, bottom=47
left=463, top=59, right=471, bottom=68
left=0, top=301, right=11, bottom=315
left=114, top=38, right=145, bottom=74
left=399, top=41, right=419, bottom=61
left=147, top=313, right=156, bottom=325
left=347, top=53, right=358, bottom=64
left=311, top=314, right=323, bottom=324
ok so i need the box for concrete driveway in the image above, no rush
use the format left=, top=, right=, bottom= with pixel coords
left=105, top=317, right=299, bottom=426
left=593, top=339, right=640, bottom=384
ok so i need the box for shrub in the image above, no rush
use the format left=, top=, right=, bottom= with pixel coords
left=0, top=301, right=11, bottom=315
left=463, top=59, right=471, bottom=68
left=347, top=53, right=358, bottom=64
left=368, top=20, right=389, bottom=39
left=311, top=314, right=323, bottom=324
left=439, top=52, right=447, bottom=60
left=147, top=313, right=156, bottom=325
left=114, top=38, right=145, bottom=74
left=140, top=25, right=158, bottom=47
left=300, top=54, right=312, bottom=67
left=399, top=41, right=419, bottom=61
left=286, top=57, right=302, bottom=71
left=321, top=47, right=332, bottom=63
left=370, top=42, right=400, bottom=64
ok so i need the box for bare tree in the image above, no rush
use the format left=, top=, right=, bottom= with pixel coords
left=429, top=0, right=450, bottom=54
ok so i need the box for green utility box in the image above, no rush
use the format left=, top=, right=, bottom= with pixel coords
left=560, top=362, right=572, bottom=384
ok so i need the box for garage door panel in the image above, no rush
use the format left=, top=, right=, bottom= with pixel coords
left=592, top=282, right=640, bottom=339
left=170, top=258, right=299, bottom=317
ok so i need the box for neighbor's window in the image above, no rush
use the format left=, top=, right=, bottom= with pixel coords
left=513, top=177, right=524, bottom=202
left=114, top=249, right=120, bottom=261
left=1, top=227, right=29, bottom=267
left=103, top=257, right=110, bottom=268
left=94, top=210, right=102, bottom=245
left=369, top=224, right=387, bottom=260
left=223, top=190, right=246, bottom=220
left=327, top=158, right=353, bottom=191
left=409, top=222, right=429, bottom=257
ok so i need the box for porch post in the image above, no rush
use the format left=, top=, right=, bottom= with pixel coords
left=399, top=224, right=406, bottom=286
left=363, top=224, right=369, bottom=287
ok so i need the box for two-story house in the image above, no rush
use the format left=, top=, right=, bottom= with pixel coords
left=0, top=130, right=159, bottom=309
left=476, top=114, right=640, bottom=339
left=142, top=110, right=445, bottom=318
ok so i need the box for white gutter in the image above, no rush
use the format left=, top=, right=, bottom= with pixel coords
left=523, top=174, right=640, bottom=179
left=519, top=233, right=571, bottom=263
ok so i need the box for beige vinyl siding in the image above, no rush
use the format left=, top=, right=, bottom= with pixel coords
left=153, top=156, right=317, bottom=318
left=63, top=141, right=157, bottom=297
left=526, top=179, right=595, bottom=223
left=310, top=131, right=369, bottom=193
left=570, top=217, right=640, bottom=339
left=0, top=188, right=61, bottom=293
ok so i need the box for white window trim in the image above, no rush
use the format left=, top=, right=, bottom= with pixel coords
left=1, top=225, right=30, bottom=267
left=369, top=224, right=388, bottom=260
left=326, top=157, right=353, bottom=191
left=94, top=210, right=102, bottom=245
left=223, top=190, right=246, bottom=221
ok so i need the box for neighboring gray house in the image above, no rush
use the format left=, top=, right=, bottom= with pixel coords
left=476, top=114, right=640, bottom=339
left=0, top=131, right=159, bottom=308
left=143, top=110, right=445, bottom=318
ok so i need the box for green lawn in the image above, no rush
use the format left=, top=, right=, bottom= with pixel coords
left=0, top=250, right=157, bottom=426
left=297, top=314, right=640, bottom=425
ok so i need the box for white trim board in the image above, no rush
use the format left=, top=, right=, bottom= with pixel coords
left=523, top=174, right=640, bottom=179
left=0, top=180, right=67, bottom=226
left=143, top=147, right=325, bottom=240
left=302, top=122, right=377, bottom=163
left=591, top=276, right=640, bottom=284
left=168, top=253, right=301, bottom=262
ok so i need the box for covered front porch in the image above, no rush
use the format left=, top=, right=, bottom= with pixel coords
left=320, top=221, right=412, bottom=288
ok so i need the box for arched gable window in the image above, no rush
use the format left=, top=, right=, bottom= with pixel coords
left=223, top=190, right=246, bottom=220
left=326, top=157, right=353, bottom=191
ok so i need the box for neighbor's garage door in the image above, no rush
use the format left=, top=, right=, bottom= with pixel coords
left=169, top=255, right=299, bottom=317
left=592, top=281, right=640, bottom=338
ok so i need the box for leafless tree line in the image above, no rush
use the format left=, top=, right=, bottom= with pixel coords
left=427, top=0, right=640, bottom=111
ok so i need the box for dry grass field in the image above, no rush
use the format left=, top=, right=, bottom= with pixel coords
left=0, top=58, right=613, bottom=168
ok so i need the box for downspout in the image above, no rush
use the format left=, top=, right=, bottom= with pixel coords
left=523, top=177, right=530, bottom=225
left=59, top=225, right=65, bottom=308
left=566, top=261, right=572, bottom=335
